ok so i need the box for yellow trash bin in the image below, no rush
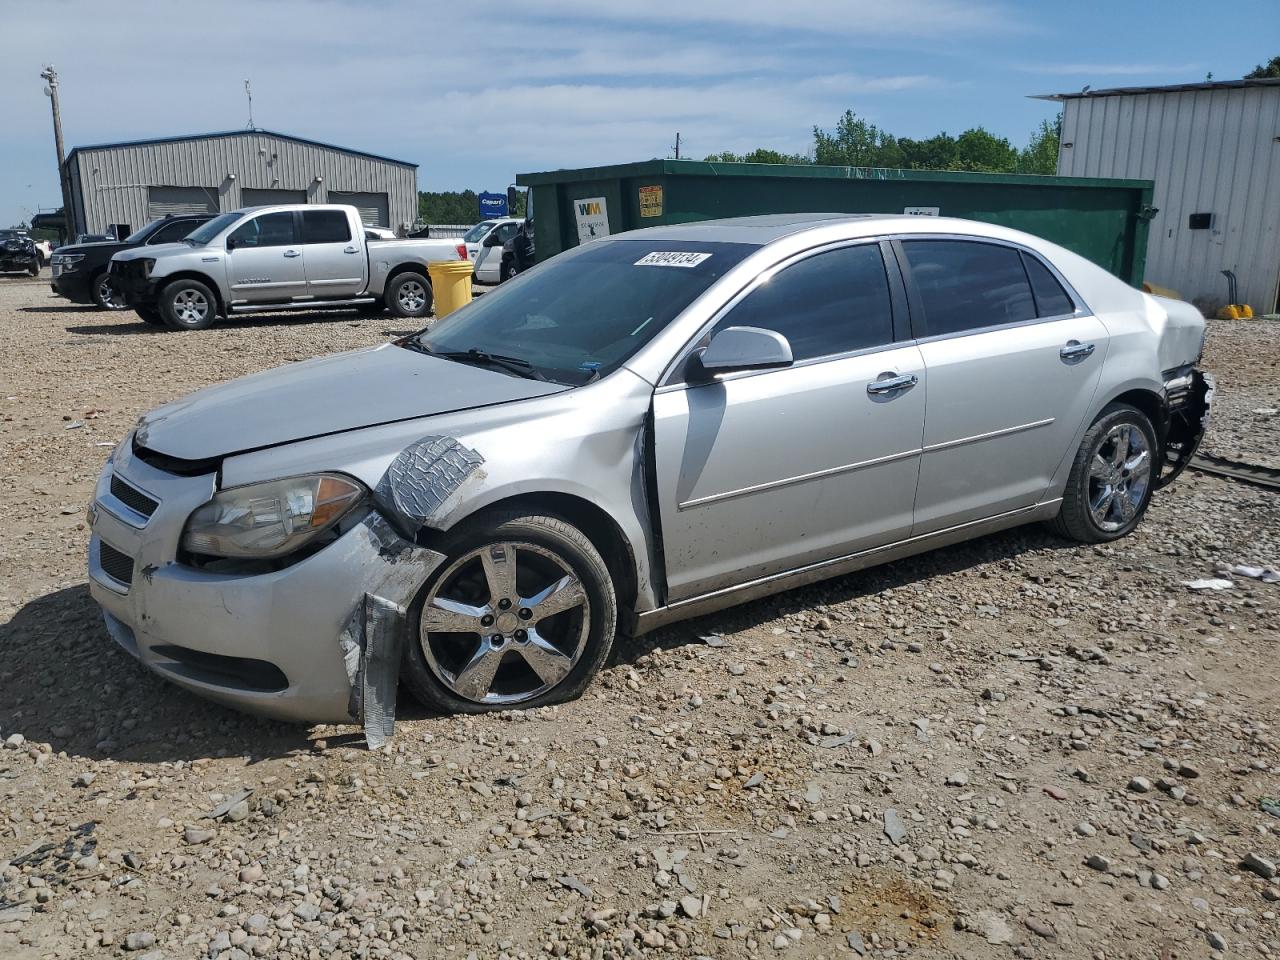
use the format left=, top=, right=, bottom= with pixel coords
left=427, top=260, right=474, bottom=318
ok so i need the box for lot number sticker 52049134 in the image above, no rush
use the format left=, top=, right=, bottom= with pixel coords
left=634, top=251, right=711, bottom=268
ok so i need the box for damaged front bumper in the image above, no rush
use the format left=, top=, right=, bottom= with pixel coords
left=88, top=444, right=444, bottom=729
left=1155, top=367, right=1214, bottom=489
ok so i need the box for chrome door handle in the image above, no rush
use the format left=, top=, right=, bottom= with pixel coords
left=343, top=245, right=358, bottom=254
left=1060, top=341, right=1095, bottom=361
left=867, top=373, right=918, bottom=395
left=283, top=249, right=301, bottom=258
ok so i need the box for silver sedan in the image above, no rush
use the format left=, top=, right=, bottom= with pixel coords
left=87, top=214, right=1212, bottom=736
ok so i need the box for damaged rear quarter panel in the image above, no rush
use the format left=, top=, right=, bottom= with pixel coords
left=219, top=368, right=662, bottom=612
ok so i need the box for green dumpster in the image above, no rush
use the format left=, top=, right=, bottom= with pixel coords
left=516, top=159, right=1155, bottom=286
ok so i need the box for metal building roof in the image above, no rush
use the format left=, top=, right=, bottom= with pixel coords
left=65, top=128, right=417, bottom=168
left=1033, top=77, right=1280, bottom=102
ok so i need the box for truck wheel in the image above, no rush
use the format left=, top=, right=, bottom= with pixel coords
left=92, top=272, right=125, bottom=310
left=402, top=510, right=617, bottom=714
left=136, top=306, right=165, bottom=326
left=28, top=262, right=40, bottom=278
left=498, top=257, right=515, bottom=283
left=159, top=278, right=217, bottom=331
left=386, top=272, right=433, bottom=319
left=1049, top=403, right=1158, bottom=543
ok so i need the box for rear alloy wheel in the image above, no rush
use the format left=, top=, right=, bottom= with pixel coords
left=92, top=272, right=125, bottom=310
left=1050, top=403, right=1157, bottom=543
left=387, top=273, right=433, bottom=318
left=402, top=512, right=616, bottom=714
left=160, top=278, right=217, bottom=331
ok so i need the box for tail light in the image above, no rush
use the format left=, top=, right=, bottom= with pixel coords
left=456, top=243, right=468, bottom=260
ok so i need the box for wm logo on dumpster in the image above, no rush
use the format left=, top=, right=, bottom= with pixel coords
left=577, top=201, right=603, bottom=216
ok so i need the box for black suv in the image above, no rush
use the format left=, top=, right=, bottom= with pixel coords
left=50, top=215, right=214, bottom=310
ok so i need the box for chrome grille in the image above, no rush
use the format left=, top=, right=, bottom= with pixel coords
left=110, top=474, right=159, bottom=518
left=98, top=541, right=134, bottom=586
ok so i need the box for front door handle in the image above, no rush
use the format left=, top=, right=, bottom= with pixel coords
left=1060, top=340, right=1095, bottom=361
left=867, top=373, right=918, bottom=395
left=343, top=245, right=358, bottom=254
left=283, top=249, right=301, bottom=259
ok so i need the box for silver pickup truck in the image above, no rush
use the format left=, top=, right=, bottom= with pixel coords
left=109, top=204, right=465, bottom=330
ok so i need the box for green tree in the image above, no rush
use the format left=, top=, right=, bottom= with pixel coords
left=812, top=110, right=900, bottom=167
left=950, top=127, right=1018, bottom=172
left=1245, top=55, right=1280, bottom=78
left=897, top=133, right=957, bottom=170
left=703, top=148, right=809, bottom=164
left=1017, top=115, right=1061, bottom=175
left=417, top=189, right=527, bottom=224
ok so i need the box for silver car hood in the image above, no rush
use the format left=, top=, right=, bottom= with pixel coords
left=135, top=343, right=567, bottom=460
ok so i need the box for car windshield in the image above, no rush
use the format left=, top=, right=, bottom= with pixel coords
left=124, top=222, right=163, bottom=243
left=412, top=238, right=754, bottom=385
left=463, top=222, right=494, bottom=243
left=183, top=213, right=241, bottom=245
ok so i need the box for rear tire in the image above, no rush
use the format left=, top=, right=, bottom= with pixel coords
left=1049, top=403, right=1158, bottom=543
left=386, top=272, right=433, bottom=319
left=498, top=257, right=515, bottom=283
left=92, top=272, right=125, bottom=310
left=159, top=278, right=217, bottom=331
left=401, top=511, right=617, bottom=715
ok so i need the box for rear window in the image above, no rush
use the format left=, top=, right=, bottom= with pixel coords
left=417, top=239, right=754, bottom=385
left=1022, top=252, right=1075, bottom=317
left=302, top=210, right=351, bottom=244
left=902, top=239, right=1036, bottom=336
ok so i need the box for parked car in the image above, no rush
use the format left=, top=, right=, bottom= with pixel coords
left=109, top=204, right=467, bottom=330
left=87, top=214, right=1211, bottom=725
left=462, top=218, right=522, bottom=283
left=0, top=230, right=40, bottom=276
left=34, top=239, right=53, bottom=266
left=50, top=214, right=215, bottom=310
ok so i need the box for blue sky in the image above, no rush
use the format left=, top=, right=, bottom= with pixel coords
left=2, top=0, right=1276, bottom=227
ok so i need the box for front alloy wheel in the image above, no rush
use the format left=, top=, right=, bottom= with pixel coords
left=402, top=511, right=616, bottom=713
left=1087, top=423, right=1152, bottom=532
left=93, top=273, right=124, bottom=310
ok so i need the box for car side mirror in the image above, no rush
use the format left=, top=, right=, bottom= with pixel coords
left=225, top=236, right=237, bottom=251
left=692, top=325, right=793, bottom=378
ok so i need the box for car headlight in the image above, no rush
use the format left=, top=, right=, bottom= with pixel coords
left=56, top=253, right=85, bottom=271
left=182, top=474, right=366, bottom=559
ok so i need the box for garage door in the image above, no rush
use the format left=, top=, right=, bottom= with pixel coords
left=241, top=188, right=307, bottom=208
left=147, top=186, right=218, bottom=219
left=329, top=191, right=389, bottom=227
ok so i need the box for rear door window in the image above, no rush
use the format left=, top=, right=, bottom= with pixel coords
left=901, top=239, right=1037, bottom=336
left=713, top=243, right=894, bottom=361
left=302, top=210, right=352, bottom=244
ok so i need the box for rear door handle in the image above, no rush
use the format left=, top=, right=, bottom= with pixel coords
left=283, top=249, right=301, bottom=259
left=1060, top=340, right=1095, bottom=361
left=867, top=373, right=918, bottom=395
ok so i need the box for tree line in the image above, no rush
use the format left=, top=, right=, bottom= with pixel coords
left=704, top=110, right=1062, bottom=175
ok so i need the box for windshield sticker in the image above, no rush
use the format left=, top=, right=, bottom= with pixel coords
left=634, top=251, right=711, bottom=268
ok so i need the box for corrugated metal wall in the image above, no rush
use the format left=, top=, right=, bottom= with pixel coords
left=1058, top=86, right=1280, bottom=313
left=66, top=131, right=417, bottom=237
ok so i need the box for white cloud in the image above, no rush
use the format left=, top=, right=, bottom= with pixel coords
left=0, top=0, right=1016, bottom=223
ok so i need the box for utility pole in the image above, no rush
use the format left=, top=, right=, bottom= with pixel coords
left=244, top=79, right=255, bottom=129
left=672, top=132, right=681, bottom=159
left=40, top=65, right=74, bottom=241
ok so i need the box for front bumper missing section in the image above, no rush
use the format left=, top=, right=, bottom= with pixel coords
left=1155, top=368, right=1214, bottom=490
left=337, top=515, right=443, bottom=748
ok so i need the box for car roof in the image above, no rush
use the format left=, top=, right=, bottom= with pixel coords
left=614, top=212, right=1015, bottom=246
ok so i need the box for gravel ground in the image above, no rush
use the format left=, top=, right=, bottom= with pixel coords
left=1, top=272, right=1278, bottom=960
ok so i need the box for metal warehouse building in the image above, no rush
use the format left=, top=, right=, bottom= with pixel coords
left=1041, top=78, right=1280, bottom=315
left=63, top=129, right=418, bottom=239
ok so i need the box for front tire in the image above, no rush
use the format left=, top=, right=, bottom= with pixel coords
left=498, top=257, right=515, bottom=283
left=386, top=272, right=433, bottom=319
left=401, top=511, right=617, bottom=714
left=1050, top=403, right=1158, bottom=543
left=92, top=272, right=125, bottom=310
left=159, top=278, right=217, bottom=330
